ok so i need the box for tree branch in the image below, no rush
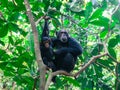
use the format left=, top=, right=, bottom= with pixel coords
left=35, top=16, right=44, bottom=26
left=45, top=70, right=73, bottom=90
left=74, top=53, right=108, bottom=77
left=24, top=0, right=46, bottom=90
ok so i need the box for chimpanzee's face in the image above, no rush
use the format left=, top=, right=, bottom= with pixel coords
left=42, top=37, right=50, bottom=48
left=44, top=42, right=49, bottom=48
left=57, top=30, right=69, bottom=43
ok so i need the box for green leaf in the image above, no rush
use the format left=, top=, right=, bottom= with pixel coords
left=0, top=24, right=8, bottom=37
left=116, top=35, right=120, bottom=43
left=108, top=48, right=116, bottom=59
left=100, top=29, right=108, bottom=39
left=0, top=40, right=5, bottom=46
left=87, top=80, right=94, bottom=89
left=70, top=10, right=85, bottom=16
left=97, top=59, right=114, bottom=70
left=85, top=2, right=93, bottom=20
left=15, top=39, right=23, bottom=45
left=0, top=62, right=8, bottom=69
left=4, top=71, right=15, bottom=76
left=0, top=0, right=8, bottom=7
left=101, top=0, right=107, bottom=9
left=91, top=44, right=103, bottom=56
left=81, top=78, right=87, bottom=89
left=52, top=18, right=61, bottom=28
left=63, top=76, right=80, bottom=87
left=43, top=0, right=50, bottom=11
left=7, top=1, right=16, bottom=11
left=116, top=63, right=120, bottom=75
left=112, top=10, right=120, bottom=24
left=90, top=16, right=109, bottom=27
left=89, top=8, right=104, bottom=21
left=9, top=36, right=14, bottom=45
left=17, top=68, right=28, bottom=75
left=64, top=19, right=70, bottom=27
left=19, top=29, right=28, bottom=37
left=8, top=23, right=19, bottom=33
left=16, top=46, right=25, bottom=54
left=8, top=12, right=20, bottom=21
left=51, top=1, right=62, bottom=10
left=108, top=38, right=118, bottom=47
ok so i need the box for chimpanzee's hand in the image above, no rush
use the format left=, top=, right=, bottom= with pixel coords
left=54, top=48, right=69, bottom=55
left=47, top=61, right=56, bottom=70
left=44, top=16, right=51, bottom=20
left=54, top=50, right=61, bottom=55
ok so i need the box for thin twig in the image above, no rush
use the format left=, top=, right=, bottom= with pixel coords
left=35, top=16, right=44, bottom=26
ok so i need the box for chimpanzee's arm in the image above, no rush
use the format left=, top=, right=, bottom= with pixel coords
left=42, top=20, right=49, bottom=39
left=55, top=38, right=82, bottom=56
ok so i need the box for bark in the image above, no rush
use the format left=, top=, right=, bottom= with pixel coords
left=24, top=0, right=46, bottom=90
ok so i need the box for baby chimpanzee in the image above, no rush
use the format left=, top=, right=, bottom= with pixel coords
left=40, top=17, right=55, bottom=70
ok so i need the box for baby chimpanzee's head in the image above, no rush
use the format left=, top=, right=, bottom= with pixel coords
left=42, top=37, right=51, bottom=48
left=56, top=30, right=69, bottom=43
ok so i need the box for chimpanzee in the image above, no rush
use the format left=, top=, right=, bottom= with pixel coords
left=40, top=17, right=55, bottom=70
left=41, top=17, right=82, bottom=82
left=52, top=30, right=83, bottom=72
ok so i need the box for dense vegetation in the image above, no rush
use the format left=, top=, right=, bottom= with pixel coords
left=0, top=0, right=120, bottom=90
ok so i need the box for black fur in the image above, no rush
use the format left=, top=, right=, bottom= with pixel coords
left=40, top=19, right=55, bottom=70
left=52, top=35, right=82, bottom=72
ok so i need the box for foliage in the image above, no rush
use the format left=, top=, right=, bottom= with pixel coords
left=0, top=0, right=120, bottom=90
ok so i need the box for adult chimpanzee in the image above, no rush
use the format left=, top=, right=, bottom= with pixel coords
left=40, top=17, right=55, bottom=70
left=52, top=30, right=83, bottom=73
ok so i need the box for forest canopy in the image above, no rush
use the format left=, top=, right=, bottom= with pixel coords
left=0, top=0, right=120, bottom=90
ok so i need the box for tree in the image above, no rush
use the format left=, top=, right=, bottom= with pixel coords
left=0, top=0, right=120, bottom=90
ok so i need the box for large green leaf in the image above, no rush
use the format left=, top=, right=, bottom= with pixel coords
left=100, top=29, right=108, bottom=39
left=85, top=2, right=93, bottom=20
left=112, top=8, right=120, bottom=24
left=108, top=48, right=116, bottom=59
left=15, top=39, right=24, bottom=45
left=8, top=12, right=20, bottom=21
left=0, top=24, right=8, bottom=37
left=89, top=8, right=104, bottom=21
left=90, top=16, right=109, bottom=27
left=108, top=38, right=118, bottom=48
left=8, top=23, right=19, bottom=33
left=43, top=0, right=50, bottom=11
left=52, top=18, right=61, bottom=28
left=51, top=1, right=62, bottom=10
